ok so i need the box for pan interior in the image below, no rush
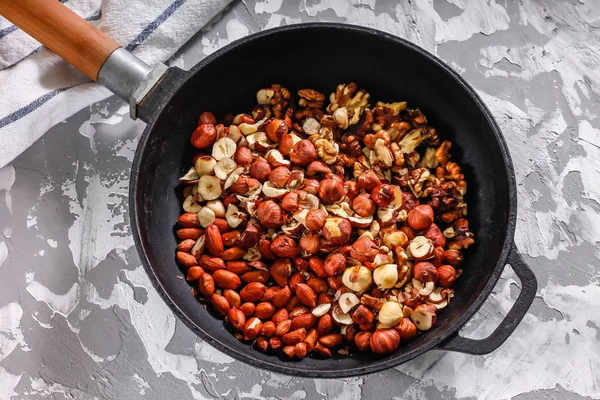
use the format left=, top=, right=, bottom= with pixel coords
left=132, top=25, right=513, bottom=376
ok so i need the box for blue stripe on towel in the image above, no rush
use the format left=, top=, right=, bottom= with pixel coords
left=0, top=0, right=186, bottom=128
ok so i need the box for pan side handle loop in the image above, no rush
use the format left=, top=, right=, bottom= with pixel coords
left=439, top=242, right=537, bottom=355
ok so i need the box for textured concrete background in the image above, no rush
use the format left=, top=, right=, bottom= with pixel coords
left=1, top=0, right=599, bottom=399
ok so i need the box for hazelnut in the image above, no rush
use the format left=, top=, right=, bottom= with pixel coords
left=423, top=223, right=446, bottom=248
left=352, top=305, right=374, bottom=325
left=371, top=184, right=395, bottom=207
left=290, top=140, right=317, bottom=166
left=191, top=124, right=217, bottom=149
left=354, top=332, right=373, bottom=351
left=413, top=262, right=439, bottom=283
left=306, top=160, right=332, bottom=176
left=286, top=170, right=305, bottom=189
left=265, top=118, right=289, bottom=142
left=270, top=258, right=292, bottom=287
left=344, top=181, right=359, bottom=200
left=352, top=194, right=376, bottom=217
left=239, top=222, right=260, bottom=249
left=270, top=235, right=300, bottom=258
left=256, top=200, right=283, bottom=228
left=301, top=179, right=320, bottom=195
left=299, top=232, right=321, bottom=256
left=199, top=112, right=217, bottom=125
left=443, top=249, right=463, bottom=266
left=357, top=170, right=381, bottom=191
left=317, top=179, right=345, bottom=205
left=437, top=265, right=457, bottom=287
left=407, top=205, right=434, bottom=230
left=408, top=236, right=434, bottom=260
left=370, top=329, right=400, bottom=354
left=269, top=166, right=291, bottom=188
left=349, top=236, right=379, bottom=262
left=341, top=265, right=372, bottom=292
left=279, top=133, right=297, bottom=156
left=305, top=209, right=327, bottom=231
left=229, top=176, right=261, bottom=195
left=281, top=192, right=300, bottom=212
left=372, top=264, right=399, bottom=290
left=383, top=230, right=409, bottom=248
left=398, top=225, right=416, bottom=242
left=410, top=304, right=437, bottom=331
left=378, top=301, right=403, bottom=328
left=324, top=253, right=348, bottom=277
left=322, top=217, right=352, bottom=245
left=395, top=318, right=417, bottom=341
left=234, top=146, right=253, bottom=166
left=249, top=158, right=271, bottom=181
left=309, top=257, right=327, bottom=278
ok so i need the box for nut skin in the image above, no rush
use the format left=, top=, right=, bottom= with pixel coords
left=272, top=286, right=292, bottom=308
left=177, top=252, right=197, bottom=268
left=299, top=232, right=321, bottom=256
left=272, top=308, right=290, bottom=326
left=413, top=262, right=439, bottom=283
left=199, top=112, right=217, bottom=125
left=243, top=317, right=263, bottom=341
left=239, top=222, right=260, bottom=249
left=437, top=265, right=457, bottom=287
left=288, top=272, right=305, bottom=293
left=309, top=257, right=327, bottom=278
left=294, top=342, right=308, bottom=359
left=305, top=209, right=327, bottom=231
left=221, top=230, right=242, bottom=247
left=301, top=179, right=321, bottom=195
left=270, top=235, right=300, bottom=258
left=370, top=329, right=401, bottom=354
left=306, top=274, right=328, bottom=293
left=241, top=270, right=271, bottom=283
left=205, top=224, right=224, bottom=256
left=261, top=321, right=277, bottom=337
left=256, top=200, right=283, bottom=228
left=199, top=255, right=225, bottom=272
left=258, top=239, right=276, bottom=260
left=354, top=332, right=373, bottom=351
left=249, top=159, right=271, bottom=181
left=399, top=225, right=416, bottom=242
left=352, top=194, right=376, bottom=217
left=322, top=218, right=352, bottom=245
left=265, top=118, right=289, bottom=142
left=289, top=305, right=310, bottom=319
left=304, top=328, right=319, bottom=352
left=349, top=237, right=379, bottom=263
left=270, top=258, right=292, bottom=287
left=343, top=324, right=357, bottom=342
left=191, top=124, right=217, bottom=149
left=221, top=247, right=246, bottom=261
left=311, top=343, right=332, bottom=358
left=177, top=213, right=201, bottom=228
left=234, top=146, right=253, bottom=166
left=256, top=336, right=269, bottom=353
left=255, top=302, right=277, bottom=319
left=317, top=179, right=345, bottom=205
left=261, top=286, right=280, bottom=303
left=306, top=160, right=332, bottom=176
left=186, top=266, right=204, bottom=281
left=395, top=318, right=418, bottom=341
left=227, top=308, right=246, bottom=331
left=212, top=218, right=231, bottom=233
left=269, top=336, right=283, bottom=351
left=239, top=302, right=256, bottom=317
left=295, top=284, right=317, bottom=308
left=281, top=192, right=300, bottom=212
left=177, top=239, right=196, bottom=252
left=371, top=184, right=396, bottom=207
left=176, top=228, right=203, bottom=240
left=324, top=253, right=347, bottom=277
left=319, top=334, right=343, bottom=348
left=240, top=282, right=267, bottom=302
left=424, top=223, right=446, bottom=247
left=213, top=270, right=242, bottom=290
left=317, top=314, right=333, bottom=336
left=290, top=140, right=317, bottom=166
left=352, top=305, right=374, bottom=325
left=282, top=328, right=307, bottom=345
left=279, top=134, right=296, bottom=156
left=291, top=313, right=318, bottom=330
left=407, top=205, right=434, bottom=230
left=211, top=294, right=230, bottom=316
left=282, top=346, right=296, bottom=359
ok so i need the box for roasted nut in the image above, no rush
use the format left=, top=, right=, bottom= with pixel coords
left=306, top=274, right=328, bottom=293
left=443, top=249, right=463, bottom=266
left=295, top=283, right=317, bottom=308
left=309, top=257, right=327, bottom=278
left=407, top=205, right=434, bottom=230
left=372, top=264, right=398, bottom=290
left=318, top=179, right=345, bottom=204
left=255, top=302, right=277, bottom=319
left=352, top=305, right=374, bottom=325
left=408, top=236, right=434, bottom=260
left=378, top=301, right=403, bottom=327
left=269, top=336, right=283, bottom=350
left=186, top=266, right=204, bottom=281
left=270, top=235, right=300, bottom=258
left=221, top=247, right=246, bottom=261
left=240, top=282, right=267, bottom=302
left=289, top=305, right=310, bottom=319
left=324, top=253, right=347, bottom=277
left=198, top=273, right=215, bottom=297
left=299, top=232, right=321, bottom=256
left=261, top=321, right=277, bottom=337
left=265, top=118, right=289, bottom=142
left=282, top=345, right=295, bottom=359
left=294, top=342, right=308, bottom=359
left=319, top=334, right=343, bottom=348
left=354, top=332, right=373, bottom=351
left=176, top=228, right=203, bottom=240
left=352, top=194, right=376, bottom=217
left=256, top=336, right=269, bottom=353
left=249, top=158, right=271, bottom=181
left=177, top=239, right=196, bottom=252
left=357, top=170, right=381, bottom=191
left=290, top=140, right=317, bottom=166
left=239, top=223, right=260, bottom=249
left=211, top=293, right=230, bottom=316
left=395, top=318, right=417, bottom=341
left=304, top=209, right=327, bottom=231
left=349, top=237, right=379, bottom=262
left=177, top=212, right=201, bottom=228
left=228, top=308, right=246, bottom=331
left=413, top=262, right=439, bottom=283
left=304, top=328, right=319, bottom=352
left=199, top=112, right=217, bottom=125
left=312, top=343, right=332, bottom=358
left=410, top=304, right=437, bottom=331
left=341, top=265, right=372, bottom=292
left=269, top=166, right=292, bottom=188
left=437, top=265, right=457, bottom=287
left=213, top=270, right=242, bottom=290
left=281, top=192, right=300, bottom=212
left=370, top=329, right=400, bottom=354
left=317, top=314, right=333, bottom=336
left=176, top=251, right=197, bottom=268
left=191, top=124, right=217, bottom=149
left=272, top=286, right=292, bottom=308
left=272, top=308, right=290, bottom=326
left=234, top=146, right=253, bottom=166
left=205, top=224, right=224, bottom=256
left=199, top=255, right=225, bottom=272
left=291, top=313, right=318, bottom=330
left=322, top=217, right=352, bottom=245
left=256, top=200, right=283, bottom=228
left=270, top=258, right=292, bottom=287
left=244, top=317, right=263, bottom=341
left=371, top=184, right=395, bottom=207
left=240, top=302, right=256, bottom=317
left=223, top=289, right=241, bottom=309
left=282, top=328, right=307, bottom=345
left=424, top=223, right=446, bottom=248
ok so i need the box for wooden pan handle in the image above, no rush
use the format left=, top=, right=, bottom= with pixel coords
left=0, top=0, right=121, bottom=80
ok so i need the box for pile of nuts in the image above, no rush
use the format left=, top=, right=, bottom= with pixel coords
left=175, top=82, right=475, bottom=359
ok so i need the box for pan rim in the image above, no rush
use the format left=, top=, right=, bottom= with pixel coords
left=129, top=22, right=517, bottom=378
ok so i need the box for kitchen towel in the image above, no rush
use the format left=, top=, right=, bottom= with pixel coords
left=0, top=0, right=232, bottom=168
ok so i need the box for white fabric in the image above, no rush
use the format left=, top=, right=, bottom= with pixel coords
left=0, top=0, right=231, bottom=168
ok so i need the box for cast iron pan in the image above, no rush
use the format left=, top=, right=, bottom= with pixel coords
left=2, top=0, right=537, bottom=378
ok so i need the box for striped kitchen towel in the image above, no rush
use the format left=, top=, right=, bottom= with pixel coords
left=0, top=0, right=231, bottom=168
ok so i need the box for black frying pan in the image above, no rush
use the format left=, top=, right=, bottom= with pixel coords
left=2, top=1, right=537, bottom=378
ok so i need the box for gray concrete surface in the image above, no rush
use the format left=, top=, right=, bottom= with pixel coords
left=0, top=0, right=599, bottom=399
